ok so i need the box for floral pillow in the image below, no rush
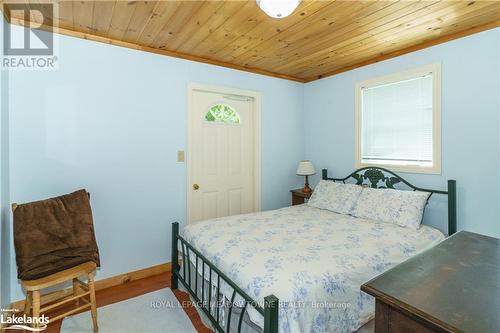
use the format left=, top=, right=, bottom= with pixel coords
left=352, top=187, right=431, bottom=230
left=307, top=180, right=363, bottom=215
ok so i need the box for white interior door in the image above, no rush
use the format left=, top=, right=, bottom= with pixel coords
left=188, top=87, right=258, bottom=223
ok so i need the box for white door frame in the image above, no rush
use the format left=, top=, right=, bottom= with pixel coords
left=186, top=82, right=262, bottom=223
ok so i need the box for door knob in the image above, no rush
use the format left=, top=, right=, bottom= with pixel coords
left=193, top=184, right=200, bottom=190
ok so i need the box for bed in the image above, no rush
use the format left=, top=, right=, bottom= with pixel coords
left=171, top=167, right=457, bottom=333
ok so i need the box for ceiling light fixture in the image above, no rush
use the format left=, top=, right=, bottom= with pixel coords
left=256, top=0, right=301, bottom=19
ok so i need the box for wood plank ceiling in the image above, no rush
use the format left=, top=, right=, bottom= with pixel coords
left=3, top=0, right=500, bottom=82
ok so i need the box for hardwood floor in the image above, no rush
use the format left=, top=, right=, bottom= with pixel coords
left=35, top=272, right=211, bottom=333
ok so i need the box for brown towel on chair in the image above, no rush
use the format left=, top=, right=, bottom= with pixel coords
left=13, top=189, right=100, bottom=280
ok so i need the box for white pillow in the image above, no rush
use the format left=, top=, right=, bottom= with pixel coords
left=307, top=180, right=363, bottom=215
left=352, top=187, right=430, bottom=230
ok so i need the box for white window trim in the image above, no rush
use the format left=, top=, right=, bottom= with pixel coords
left=355, top=64, right=442, bottom=174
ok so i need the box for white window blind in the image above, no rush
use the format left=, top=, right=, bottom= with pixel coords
left=361, top=73, right=433, bottom=167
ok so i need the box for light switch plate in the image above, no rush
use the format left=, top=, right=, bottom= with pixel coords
left=177, top=150, right=185, bottom=162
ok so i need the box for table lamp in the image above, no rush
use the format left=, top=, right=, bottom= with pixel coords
left=297, top=160, right=315, bottom=193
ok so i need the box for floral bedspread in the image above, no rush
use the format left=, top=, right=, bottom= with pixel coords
left=181, top=205, right=444, bottom=333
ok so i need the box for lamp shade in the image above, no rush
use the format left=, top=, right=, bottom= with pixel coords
left=296, top=160, right=315, bottom=176
left=256, top=0, right=301, bottom=19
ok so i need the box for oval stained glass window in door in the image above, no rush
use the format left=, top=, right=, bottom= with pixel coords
left=204, top=104, right=241, bottom=124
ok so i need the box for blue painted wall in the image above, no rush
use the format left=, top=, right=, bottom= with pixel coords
left=0, top=14, right=12, bottom=309
left=7, top=25, right=304, bottom=301
left=304, top=28, right=500, bottom=238
left=0, top=75, right=10, bottom=309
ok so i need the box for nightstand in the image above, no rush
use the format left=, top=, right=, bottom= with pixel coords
left=290, top=189, right=313, bottom=205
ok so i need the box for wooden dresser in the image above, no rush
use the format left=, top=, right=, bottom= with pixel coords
left=361, top=231, right=499, bottom=333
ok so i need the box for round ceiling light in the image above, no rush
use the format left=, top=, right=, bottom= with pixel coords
left=256, top=0, right=301, bottom=19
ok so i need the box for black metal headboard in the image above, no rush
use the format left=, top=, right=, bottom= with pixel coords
left=322, top=167, right=457, bottom=235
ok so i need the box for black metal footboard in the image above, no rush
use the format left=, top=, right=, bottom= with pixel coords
left=171, top=222, right=279, bottom=333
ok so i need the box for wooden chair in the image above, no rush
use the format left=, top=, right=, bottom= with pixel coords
left=21, top=261, right=98, bottom=332
left=12, top=203, right=98, bottom=332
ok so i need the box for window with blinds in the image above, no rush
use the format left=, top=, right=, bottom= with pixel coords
left=355, top=65, right=441, bottom=174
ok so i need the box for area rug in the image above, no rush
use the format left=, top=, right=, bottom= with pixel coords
left=61, top=288, right=197, bottom=333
